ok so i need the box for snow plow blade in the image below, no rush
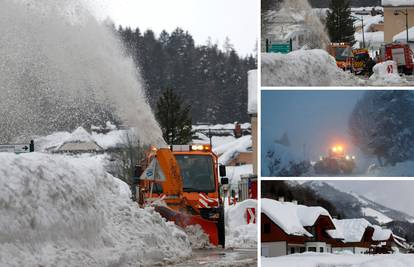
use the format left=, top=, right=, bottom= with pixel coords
left=154, top=205, right=219, bottom=246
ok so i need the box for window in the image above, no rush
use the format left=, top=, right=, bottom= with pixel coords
left=175, top=155, right=215, bottom=192
left=300, top=247, right=306, bottom=253
left=290, top=247, right=295, bottom=254
left=308, top=247, right=316, bottom=252
left=320, top=247, right=324, bottom=253
left=263, top=223, right=271, bottom=234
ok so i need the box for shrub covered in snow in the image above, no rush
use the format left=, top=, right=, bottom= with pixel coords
left=0, top=153, right=191, bottom=266
left=262, top=142, right=310, bottom=177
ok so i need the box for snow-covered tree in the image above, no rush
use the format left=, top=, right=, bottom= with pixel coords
left=349, top=91, right=414, bottom=166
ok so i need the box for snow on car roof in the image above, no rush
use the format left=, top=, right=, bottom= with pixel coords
left=261, top=198, right=331, bottom=238
left=331, top=219, right=372, bottom=243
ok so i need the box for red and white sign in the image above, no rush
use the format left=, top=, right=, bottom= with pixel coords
left=246, top=207, right=256, bottom=224
left=198, top=193, right=219, bottom=208
left=387, top=64, right=394, bottom=74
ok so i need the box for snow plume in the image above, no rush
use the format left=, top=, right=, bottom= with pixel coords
left=0, top=153, right=191, bottom=266
left=0, top=0, right=163, bottom=145
left=263, top=0, right=329, bottom=50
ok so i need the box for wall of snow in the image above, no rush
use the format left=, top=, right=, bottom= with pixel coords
left=261, top=50, right=359, bottom=86
left=369, top=61, right=407, bottom=85
left=225, top=199, right=257, bottom=249
left=248, top=69, right=258, bottom=115
left=0, top=153, right=191, bottom=266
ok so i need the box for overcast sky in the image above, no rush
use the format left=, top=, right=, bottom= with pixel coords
left=328, top=180, right=414, bottom=217
left=90, top=0, right=258, bottom=56
left=261, top=90, right=366, bottom=167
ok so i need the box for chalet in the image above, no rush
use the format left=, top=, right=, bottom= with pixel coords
left=330, top=219, right=374, bottom=254
left=371, top=225, right=410, bottom=253
left=261, top=198, right=342, bottom=257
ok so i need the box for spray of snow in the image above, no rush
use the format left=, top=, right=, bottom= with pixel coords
left=184, top=225, right=212, bottom=249
left=0, top=0, right=163, bottom=145
left=0, top=152, right=191, bottom=266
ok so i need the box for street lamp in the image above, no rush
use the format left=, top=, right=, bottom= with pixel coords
left=394, top=9, right=409, bottom=43
left=353, top=15, right=365, bottom=48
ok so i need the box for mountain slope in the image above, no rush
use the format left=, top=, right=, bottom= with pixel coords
left=302, top=181, right=414, bottom=225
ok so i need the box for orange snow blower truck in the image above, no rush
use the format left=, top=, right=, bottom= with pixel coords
left=327, top=43, right=352, bottom=71
left=314, top=145, right=356, bottom=175
left=136, top=144, right=227, bottom=247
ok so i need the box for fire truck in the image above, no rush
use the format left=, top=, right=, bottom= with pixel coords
left=379, top=43, right=413, bottom=75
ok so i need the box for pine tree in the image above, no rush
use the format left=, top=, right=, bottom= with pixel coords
left=326, top=0, right=355, bottom=44
left=155, top=88, right=192, bottom=145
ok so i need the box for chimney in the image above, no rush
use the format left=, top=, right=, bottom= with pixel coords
left=292, top=200, right=298, bottom=205
left=278, top=196, right=285, bottom=202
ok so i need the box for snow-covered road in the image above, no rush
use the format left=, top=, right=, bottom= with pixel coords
left=170, top=248, right=257, bottom=267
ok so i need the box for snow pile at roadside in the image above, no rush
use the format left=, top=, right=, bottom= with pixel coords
left=366, top=161, right=414, bottom=176
left=184, top=225, right=211, bottom=249
left=369, top=61, right=407, bottom=85
left=226, top=164, right=253, bottom=186
left=225, top=199, right=257, bottom=249
left=262, top=253, right=414, bottom=267
left=0, top=153, right=191, bottom=266
left=261, top=50, right=360, bottom=86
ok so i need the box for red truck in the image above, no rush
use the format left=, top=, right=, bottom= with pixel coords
left=379, top=43, right=413, bottom=75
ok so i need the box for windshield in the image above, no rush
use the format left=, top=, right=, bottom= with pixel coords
left=175, top=154, right=216, bottom=193
left=335, top=47, right=348, bottom=61
left=354, top=53, right=369, bottom=61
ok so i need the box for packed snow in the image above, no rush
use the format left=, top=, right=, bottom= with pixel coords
left=369, top=61, right=407, bottom=85
left=225, top=199, right=257, bottom=249
left=262, top=253, right=414, bottom=267
left=366, top=161, right=414, bottom=176
left=393, top=26, right=414, bottom=42
left=0, top=153, right=191, bottom=266
left=261, top=50, right=360, bottom=86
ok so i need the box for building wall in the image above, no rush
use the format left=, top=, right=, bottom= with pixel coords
left=305, top=241, right=329, bottom=253
left=227, top=152, right=253, bottom=166
left=261, top=241, right=287, bottom=257
left=332, top=246, right=369, bottom=254
left=383, top=7, right=414, bottom=42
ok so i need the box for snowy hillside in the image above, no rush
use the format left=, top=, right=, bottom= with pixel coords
left=303, top=181, right=414, bottom=224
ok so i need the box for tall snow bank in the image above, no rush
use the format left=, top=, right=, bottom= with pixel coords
left=369, top=61, right=407, bottom=85
left=225, top=199, right=257, bottom=248
left=261, top=50, right=359, bottom=86
left=248, top=69, right=257, bottom=114
left=0, top=153, right=191, bottom=266
left=366, top=161, right=414, bottom=176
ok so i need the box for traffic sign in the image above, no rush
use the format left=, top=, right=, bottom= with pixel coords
left=0, top=140, right=34, bottom=154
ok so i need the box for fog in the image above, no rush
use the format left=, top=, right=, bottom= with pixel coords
left=261, top=90, right=371, bottom=171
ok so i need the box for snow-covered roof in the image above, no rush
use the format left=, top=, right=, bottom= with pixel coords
left=331, top=219, right=372, bottom=243
left=56, top=127, right=103, bottom=152
left=393, top=26, right=414, bottom=42
left=247, top=69, right=257, bottom=115
left=214, top=135, right=252, bottom=165
left=382, top=0, right=414, bottom=6
left=261, top=198, right=332, bottom=238
left=372, top=225, right=393, bottom=241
